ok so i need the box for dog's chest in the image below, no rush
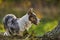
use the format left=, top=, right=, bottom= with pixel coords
left=24, top=21, right=32, bottom=30
left=17, top=18, right=32, bottom=32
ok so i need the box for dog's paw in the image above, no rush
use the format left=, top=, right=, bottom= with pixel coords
left=4, top=32, right=10, bottom=36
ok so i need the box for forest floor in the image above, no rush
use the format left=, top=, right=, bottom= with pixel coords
left=0, top=33, right=41, bottom=40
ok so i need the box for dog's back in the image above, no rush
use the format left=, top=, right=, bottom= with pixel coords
left=3, top=14, right=20, bottom=36
left=3, top=14, right=17, bottom=29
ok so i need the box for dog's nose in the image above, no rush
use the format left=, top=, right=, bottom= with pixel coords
left=38, top=19, right=40, bottom=22
left=36, top=18, right=40, bottom=24
left=39, top=19, right=40, bottom=21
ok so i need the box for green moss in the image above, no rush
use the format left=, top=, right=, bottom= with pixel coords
left=29, top=20, right=58, bottom=36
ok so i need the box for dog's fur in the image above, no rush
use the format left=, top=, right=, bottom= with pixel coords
left=3, top=8, right=40, bottom=36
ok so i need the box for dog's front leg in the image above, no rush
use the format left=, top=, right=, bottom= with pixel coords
left=23, top=30, right=29, bottom=38
left=4, top=31, right=10, bottom=36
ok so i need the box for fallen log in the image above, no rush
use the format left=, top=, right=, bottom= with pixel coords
left=41, top=21, right=60, bottom=40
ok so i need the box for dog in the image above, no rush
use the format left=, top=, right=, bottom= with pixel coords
left=3, top=8, right=40, bottom=36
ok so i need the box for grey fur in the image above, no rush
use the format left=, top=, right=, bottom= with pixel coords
left=3, top=14, right=19, bottom=35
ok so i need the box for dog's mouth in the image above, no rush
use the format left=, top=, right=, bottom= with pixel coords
left=34, top=22, right=39, bottom=25
left=33, top=19, right=40, bottom=25
left=34, top=23, right=38, bottom=25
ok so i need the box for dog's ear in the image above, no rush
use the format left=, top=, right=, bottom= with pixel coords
left=28, top=8, right=33, bottom=15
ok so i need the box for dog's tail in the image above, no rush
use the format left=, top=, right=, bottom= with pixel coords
left=3, top=14, right=17, bottom=29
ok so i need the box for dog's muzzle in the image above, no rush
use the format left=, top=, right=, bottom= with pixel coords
left=36, top=18, right=40, bottom=25
left=33, top=18, right=40, bottom=25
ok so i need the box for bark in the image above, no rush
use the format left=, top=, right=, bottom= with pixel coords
left=41, top=21, right=60, bottom=40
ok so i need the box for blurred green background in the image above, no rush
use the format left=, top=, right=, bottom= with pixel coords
left=0, top=0, right=60, bottom=36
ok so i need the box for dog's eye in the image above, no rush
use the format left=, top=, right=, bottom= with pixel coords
left=30, top=17, right=34, bottom=21
left=33, top=18, right=36, bottom=21
left=31, top=17, right=36, bottom=21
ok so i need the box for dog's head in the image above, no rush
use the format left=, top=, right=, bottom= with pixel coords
left=28, top=8, right=40, bottom=25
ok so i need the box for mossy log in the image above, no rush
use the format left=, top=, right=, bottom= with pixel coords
left=41, top=21, right=60, bottom=40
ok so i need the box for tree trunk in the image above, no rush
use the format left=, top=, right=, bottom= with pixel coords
left=42, top=21, right=60, bottom=40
